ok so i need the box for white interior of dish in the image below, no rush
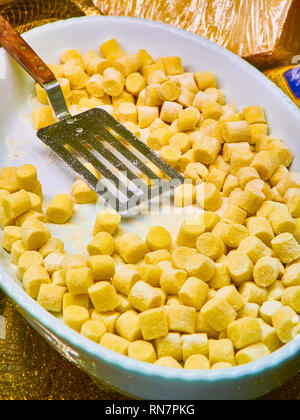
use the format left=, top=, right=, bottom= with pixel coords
left=0, top=16, right=300, bottom=327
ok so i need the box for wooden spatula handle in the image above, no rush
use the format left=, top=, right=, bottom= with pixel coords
left=0, top=14, right=55, bottom=86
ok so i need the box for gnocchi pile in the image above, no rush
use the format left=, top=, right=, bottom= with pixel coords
left=0, top=39, right=300, bottom=370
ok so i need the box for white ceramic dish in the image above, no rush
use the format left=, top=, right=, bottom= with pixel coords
left=0, top=16, right=300, bottom=400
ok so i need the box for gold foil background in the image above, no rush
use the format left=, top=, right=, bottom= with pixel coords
left=0, top=0, right=99, bottom=32
left=0, top=0, right=299, bottom=400
left=94, top=0, right=300, bottom=68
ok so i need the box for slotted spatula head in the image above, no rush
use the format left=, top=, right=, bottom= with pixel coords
left=0, top=14, right=184, bottom=214
left=37, top=108, right=184, bottom=213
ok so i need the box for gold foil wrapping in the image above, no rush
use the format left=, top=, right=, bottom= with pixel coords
left=0, top=0, right=99, bottom=33
left=94, top=0, right=300, bottom=68
left=0, top=293, right=128, bottom=400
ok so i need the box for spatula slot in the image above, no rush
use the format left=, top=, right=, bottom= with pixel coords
left=37, top=108, right=184, bottom=213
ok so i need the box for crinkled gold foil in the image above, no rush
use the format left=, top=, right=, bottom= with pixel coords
left=0, top=0, right=100, bottom=33
left=94, top=0, right=300, bottom=68
left=0, top=291, right=129, bottom=400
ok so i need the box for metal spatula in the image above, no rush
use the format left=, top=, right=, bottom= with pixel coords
left=0, top=15, right=184, bottom=213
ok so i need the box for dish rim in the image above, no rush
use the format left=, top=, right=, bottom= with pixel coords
left=0, top=14, right=300, bottom=385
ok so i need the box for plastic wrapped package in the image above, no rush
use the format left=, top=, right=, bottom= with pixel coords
left=94, top=0, right=300, bottom=68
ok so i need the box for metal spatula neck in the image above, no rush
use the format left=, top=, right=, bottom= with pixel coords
left=44, top=80, right=71, bottom=121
